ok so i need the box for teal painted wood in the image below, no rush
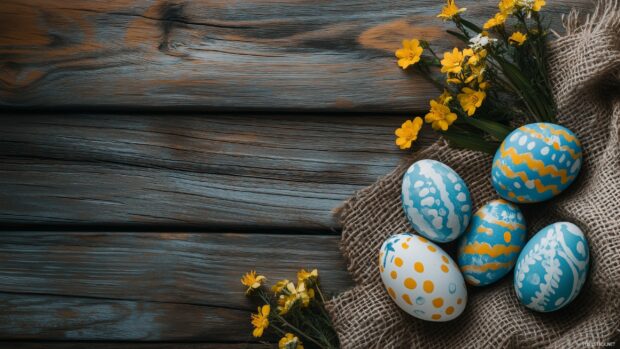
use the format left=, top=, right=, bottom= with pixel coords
left=0, top=0, right=588, bottom=111
left=0, top=114, right=418, bottom=229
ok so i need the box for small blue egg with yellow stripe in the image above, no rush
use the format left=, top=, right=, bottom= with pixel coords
left=457, top=199, right=527, bottom=286
left=492, top=123, right=582, bottom=203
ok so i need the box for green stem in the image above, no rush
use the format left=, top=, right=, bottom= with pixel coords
left=256, top=291, right=326, bottom=348
left=462, top=116, right=513, bottom=141
left=425, top=44, right=441, bottom=62
left=459, top=18, right=483, bottom=33
left=275, top=312, right=324, bottom=348
left=442, top=132, right=499, bottom=154
left=416, top=64, right=445, bottom=93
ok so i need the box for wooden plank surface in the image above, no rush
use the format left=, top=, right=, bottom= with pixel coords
left=0, top=114, right=420, bottom=229
left=1, top=293, right=253, bottom=341
left=3, top=343, right=271, bottom=349
left=0, top=341, right=276, bottom=349
left=0, top=0, right=588, bottom=111
left=0, top=232, right=349, bottom=341
left=0, top=232, right=350, bottom=307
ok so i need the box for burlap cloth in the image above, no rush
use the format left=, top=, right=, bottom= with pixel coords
left=325, top=2, right=620, bottom=348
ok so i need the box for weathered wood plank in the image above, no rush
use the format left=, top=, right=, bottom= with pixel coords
left=3, top=343, right=272, bottom=349
left=0, top=232, right=349, bottom=341
left=0, top=114, right=418, bottom=229
left=0, top=0, right=588, bottom=111
left=0, top=232, right=351, bottom=309
left=0, top=292, right=255, bottom=341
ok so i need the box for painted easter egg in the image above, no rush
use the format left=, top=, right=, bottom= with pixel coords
left=402, top=159, right=472, bottom=243
left=379, top=233, right=467, bottom=322
left=514, top=222, right=589, bottom=312
left=457, top=199, right=527, bottom=286
left=492, top=123, right=582, bottom=203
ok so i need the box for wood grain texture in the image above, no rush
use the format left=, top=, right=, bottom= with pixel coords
left=0, top=0, right=589, bottom=111
left=0, top=232, right=350, bottom=308
left=0, top=232, right=349, bottom=341
left=0, top=292, right=255, bottom=341
left=3, top=343, right=272, bottom=349
left=0, top=113, right=420, bottom=229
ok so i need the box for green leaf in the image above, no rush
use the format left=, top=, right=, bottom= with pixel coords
left=442, top=132, right=499, bottom=154
left=460, top=19, right=483, bottom=33
left=446, top=30, right=469, bottom=43
left=462, top=117, right=513, bottom=141
left=495, top=56, right=548, bottom=121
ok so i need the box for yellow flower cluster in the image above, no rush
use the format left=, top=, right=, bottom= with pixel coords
left=485, top=0, right=545, bottom=29
left=242, top=268, right=319, bottom=342
left=391, top=0, right=547, bottom=150
left=440, top=46, right=488, bottom=117
left=279, top=332, right=304, bottom=349
left=276, top=269, right=318, bottom=315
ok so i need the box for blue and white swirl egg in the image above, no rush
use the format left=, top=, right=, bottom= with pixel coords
left=514, top=222, right=589, bottom=312
left=457, top=199, right=527, bottom=286
left=402, top=159, right=472, bottom=243
left=492, top=123, right=582, bottom=203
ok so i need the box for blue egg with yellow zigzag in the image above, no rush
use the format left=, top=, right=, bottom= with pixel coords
left=492, top=123, right=582, bottom=203
left=457, top=199, right=527, bottom=286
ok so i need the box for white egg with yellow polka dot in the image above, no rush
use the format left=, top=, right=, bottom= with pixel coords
left=379, top=233, right=467, bottom=322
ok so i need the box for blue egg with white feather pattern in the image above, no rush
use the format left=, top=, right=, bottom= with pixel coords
left=514, top=222, right=589, bottom=312
left=401, top=159, right=472, bottom=243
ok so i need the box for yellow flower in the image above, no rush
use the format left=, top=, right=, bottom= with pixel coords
left=499, top=0, right=516, bottom=14
left=395, top=117, right=423, bottom=150
left=483, top=12, right=507, bottom=29
left=509, top=31, right=527, bottom=45
left=437, top=0, right=467, bottom=21
left=464, top=64, right=485, bottom=84
left=271, top=279, right=290, bottom=294
left=425, top=100, right=457, bottom=131
left=479, top=81, right=490, bottom=90
left=279, top=333, right=304, bottom=349
left=297, top=269, right=318, bottom=285
left=467, top=49, right=487, bottom=66
left=532, top=0, right=545, bottom=11
left=440, top=48, right=466, bottom=74
left=277, top=293, right=295, bottom=315
left=251, top=305, right=270, bottom=337
left=293, top=281, right=314, bottom=306
left=241, top=270, right=266, bottom=294
left=395, top=39, right=423, bottom=69
left=438, top=89, right=453, bottom=105
left=277, top=282, right=314, bottom=314
left=458, top=87, right=486, bottom=116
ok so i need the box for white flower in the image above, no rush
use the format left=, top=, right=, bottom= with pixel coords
left=517, top=0, right=535, bottom=9
left=468, top=34, right=496, bottom=51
